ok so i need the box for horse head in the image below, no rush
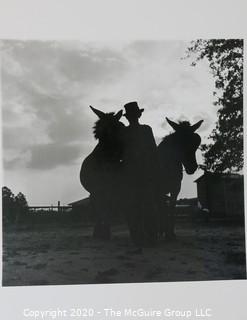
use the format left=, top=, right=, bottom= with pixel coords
left=90, top=106, right=124, bottom=147
left=166, top=117, right=203, bottom=174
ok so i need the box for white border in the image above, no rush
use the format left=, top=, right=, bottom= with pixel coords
left=0, top=1, right=246, bottom=319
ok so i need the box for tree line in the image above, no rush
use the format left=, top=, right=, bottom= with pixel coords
left=2, top=186, right=93, bottom=228
left=187, top=39, right=243, bottom=173
left=2, top=186, right=29, bottom=226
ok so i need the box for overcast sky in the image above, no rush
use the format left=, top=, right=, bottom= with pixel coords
left=1, top=40, right=218, bottom=205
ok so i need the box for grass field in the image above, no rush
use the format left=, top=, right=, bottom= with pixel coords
left=2, top=219, right=246, bottom=286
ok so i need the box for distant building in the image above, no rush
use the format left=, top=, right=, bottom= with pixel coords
left=68, top=197, right=91, bottom=222
left=194, top=171, right=244, bottom=217
left=68, top=197, right=90, bottom=209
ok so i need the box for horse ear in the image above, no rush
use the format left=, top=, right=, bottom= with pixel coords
left=90, top=106, right=105, bottom=119
left=166, top=117, right=180, bottom=131
left=191, top=120, right=203, bottom=132
left=114, top=110, right=123, bottom=121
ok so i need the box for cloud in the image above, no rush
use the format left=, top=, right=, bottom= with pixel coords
left=58, top=46, right=127, bottom=84
left=27, top=142, right=83, bottom=170
left=2, top=40, right=216, bottom=167
left=1, top=39, right=218, bottom=204
left=2, top=40, right=129, bottom=171
left=125, top=40, right=187, bottom=62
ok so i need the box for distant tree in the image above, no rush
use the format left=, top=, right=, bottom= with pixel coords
left=2, top=187, right=29, bottom=226
left=187, top=39, right=243, bottom=173
left=15, top=192, right=29, bottom=223
left=2, top=186, right=16, bottom=225
left=15, top=192, right=28, bottom=211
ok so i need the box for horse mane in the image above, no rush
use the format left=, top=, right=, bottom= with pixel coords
left=162, top=121, right=191, bottom=142
left=93, top=112, right=116, bottom=139
left=177, top=120, right=191, bottom=128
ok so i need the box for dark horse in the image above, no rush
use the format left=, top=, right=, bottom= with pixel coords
left=157, top=117, right=203, bottom=238
left=80, top=106, right=124, bottom=240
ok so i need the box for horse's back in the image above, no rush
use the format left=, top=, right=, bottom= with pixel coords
left=80, top=152, right=96, bottom=193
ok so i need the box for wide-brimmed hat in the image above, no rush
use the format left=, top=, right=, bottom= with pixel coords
left=123, top=101, right=144, bottom=117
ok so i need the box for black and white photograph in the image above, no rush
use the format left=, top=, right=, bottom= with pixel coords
left=1, top=38, right=245, bottom=286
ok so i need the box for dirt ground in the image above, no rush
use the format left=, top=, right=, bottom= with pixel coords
left=2, top=219, right=246, bottom=286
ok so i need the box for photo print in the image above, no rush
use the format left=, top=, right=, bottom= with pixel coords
left=1, top=39, right=245, bottom=286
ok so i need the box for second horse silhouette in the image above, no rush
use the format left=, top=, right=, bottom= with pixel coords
left=158, top=118, right=203, bottom=239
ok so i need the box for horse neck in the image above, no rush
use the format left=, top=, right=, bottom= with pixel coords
left=158, top=134, right=183, bottom=183
left=159, top=133, right=181, bottom=163
left=94, top=140, right=121, bottom=162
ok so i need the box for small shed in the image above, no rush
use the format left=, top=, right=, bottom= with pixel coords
left=195, top=171, right=244, bottom=216
left=194, top=171, right=244, bottom=217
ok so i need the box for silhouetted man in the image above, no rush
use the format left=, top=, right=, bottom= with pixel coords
left=122, top=101, right=160, bottom=247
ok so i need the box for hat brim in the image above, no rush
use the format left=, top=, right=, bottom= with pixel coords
left=123, top=108, right=144, bottom=116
